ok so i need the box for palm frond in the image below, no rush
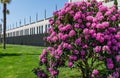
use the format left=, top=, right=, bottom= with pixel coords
left=0, top=0, right=11, bottom=3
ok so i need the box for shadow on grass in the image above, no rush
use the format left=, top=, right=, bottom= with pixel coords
left=69, top=75, right=81, bottom=78
left=0, top=53, right=22, bottom=58
left=0, top=46, right=15, bottom=48
left=23, top=53, right=40, bottom=55
left=0, top=53, right=40, bottom=58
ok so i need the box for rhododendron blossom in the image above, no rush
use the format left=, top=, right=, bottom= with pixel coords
left=33, top=0, right=120, bottom=78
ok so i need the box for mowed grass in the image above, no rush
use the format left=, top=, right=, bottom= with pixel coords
left=0, top=44, right=79, bottom=78
left=0, top=44, right=43, bottom=78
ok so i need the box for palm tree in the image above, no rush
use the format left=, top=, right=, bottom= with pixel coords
left=0, top=0, right=11, bottom=49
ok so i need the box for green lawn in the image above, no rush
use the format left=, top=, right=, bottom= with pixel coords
left=0, top=44, right=43, bottom=78
left=0, top=44, right=79, bottom=78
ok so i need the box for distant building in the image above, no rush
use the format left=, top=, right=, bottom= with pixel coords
left=3, top=0, right=119, bottom=46
left=3, top=18, right=51, bottom=46
left=68, top=0, right=113, bottom=2
left=6, top=18, right=50, bottom=37
left=6, top=0, right=120, bottom=38
left=68, top=0, right=82, bottom=2
left=0, top=24, right=2, bottom=34
left=0, top=24, right=2, bottom=43
left=68, top=0, right=120, bottom=9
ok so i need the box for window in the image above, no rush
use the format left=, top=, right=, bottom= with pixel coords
left=42, top=26, right=43, bottom=33
left=40, top=25, right=43, bottom=34
left=13, top=32, right=15, bottom=36
left=20, top=30, right=23, bottom=36
left=47, top=24, right=51, bottom=33
left=18, top=31, right=19, bottom=36
left=10, top=32, right=12, bottom=37
left=31, top=28, right=34, bottom=35
left=27, top=29, right=29, bottom=35
left=39, top=26, right=41, bottom=34
left=25, top=29, right=27, bottom=35
left=8, top=33, right=9, bottom=37
left=37, top=27, right=39, bottom=34
left=6, top=33, right=8, bottom=37
left=16, top=31, right=17, bottom=36
left=16, top=31, right=19, bottom=36
left=104, top=0, right=114, bottom=3
left=30, top=28, right=32, bottom=35
left=34, top=27, right=35, bottom=34
left=25, top=29, right=29, bottom=35
left=45, top=24, right=47, bottom=33
left=48, top=24, right=51, bottom=28
left=25, top=29, right=28, bottom=35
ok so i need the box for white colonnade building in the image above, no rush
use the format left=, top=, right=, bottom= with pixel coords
left=5, top=0, right=120, bottom=38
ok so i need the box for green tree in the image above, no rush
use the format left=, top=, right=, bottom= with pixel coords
left=114, top=0, right=118, bottom=9
left=0, top=0, right=11, bottom=49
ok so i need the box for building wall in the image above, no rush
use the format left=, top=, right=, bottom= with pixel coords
left=68, top=0, right=104, bottom=2
left=0, top=24, right=2, bottom=43
left=6, top=34, right=47, bottom=46
left=68, top=0, right=82, bottom=2
left=103, top=1, right=120, bottom=9
left=3, top=18, right=51, bottom=46
left=6, top=18, right=50, bottom=37
left=2, top=0, right=120, bottom=46
left=68, top=0, right=120, bottom=9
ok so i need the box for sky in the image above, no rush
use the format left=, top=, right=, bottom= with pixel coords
left=0, top=0, right=67, bottom=29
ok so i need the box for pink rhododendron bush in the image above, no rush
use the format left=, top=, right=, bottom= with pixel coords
left=33, top=0, right=120, bottom=78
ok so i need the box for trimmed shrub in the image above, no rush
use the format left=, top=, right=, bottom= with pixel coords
left=33, top=0, right=120, bottom=78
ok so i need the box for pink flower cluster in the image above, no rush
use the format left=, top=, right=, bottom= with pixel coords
left=36, top=0, right=120, bottom=77
left=92, top=69, right=99, bottom=77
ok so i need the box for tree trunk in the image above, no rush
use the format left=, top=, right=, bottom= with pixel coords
left=3, top=3, right=6, bottom=49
